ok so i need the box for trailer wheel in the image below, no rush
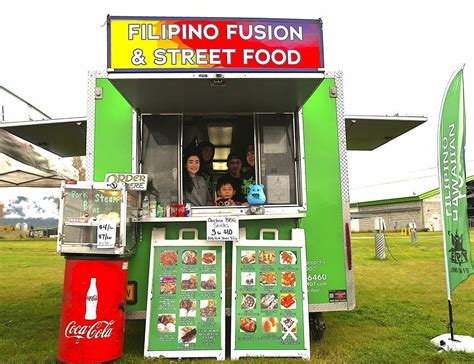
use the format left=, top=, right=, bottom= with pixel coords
left=309, top=312, right=326, bottom=341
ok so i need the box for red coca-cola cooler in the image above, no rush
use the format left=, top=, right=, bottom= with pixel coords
left=57, top=257, right=128, bottom=364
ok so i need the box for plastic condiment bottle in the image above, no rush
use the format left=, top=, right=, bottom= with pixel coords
left=142, top=195, right=150, bottom=218
left=149, top=194, right=157, bottom=217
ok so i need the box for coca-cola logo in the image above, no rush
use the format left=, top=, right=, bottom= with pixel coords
left=65, top=320, right=115, bottom=340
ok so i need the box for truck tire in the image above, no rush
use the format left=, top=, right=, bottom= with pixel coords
left=309, top=312, right=326, bottom=341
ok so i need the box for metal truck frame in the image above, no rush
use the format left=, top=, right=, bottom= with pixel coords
left=84, top=70, right=355, bottom=328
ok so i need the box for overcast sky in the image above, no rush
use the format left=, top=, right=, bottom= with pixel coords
left=1, top=0, right=473, bottom=217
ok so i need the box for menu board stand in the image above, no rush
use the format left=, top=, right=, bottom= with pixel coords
left=231, top=228, right=310, bottom=360
left=144, top=228, right=225, bottom=360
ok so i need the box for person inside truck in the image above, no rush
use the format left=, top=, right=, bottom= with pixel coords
left=198, top=141, right=215, bottom=196
left=183, top=151, right=213, bottom=206
left=216, top=153, right=246, bottom=204
left=215, top=176, right=240, bottom=206
left=241, top=144, right=256, bottom=198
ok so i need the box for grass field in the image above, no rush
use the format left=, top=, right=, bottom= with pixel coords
left=1, top=233, right=474, bottom=363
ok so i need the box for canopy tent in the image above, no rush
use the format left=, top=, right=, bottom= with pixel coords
left=0, top=85, right=51, bottom=122
left=0, top=86, right=79, bottom=187
left=0, top=153, right=74, bottom=187
left=0, top=130, right=78, bottom=187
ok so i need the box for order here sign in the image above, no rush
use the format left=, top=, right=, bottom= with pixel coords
left=107, top=17, right=324, bottom=72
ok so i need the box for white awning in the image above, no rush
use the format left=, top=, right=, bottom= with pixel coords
left=0, top=117, right=86, bottom=157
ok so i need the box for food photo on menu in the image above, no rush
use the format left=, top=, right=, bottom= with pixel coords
left=259, top=250, right=276, bottom=264
left=259, top=272, right=277, bottom=286
left=260, top=293, right=278, bottom=310
left=160, top=250, right=178, bottom=266
left=157, top=314, right=176, bottom=333
left=282, top=318, right=298, bottom=334
left=280, top=293, right=297, bottom=309
left=179, top=299, right=197, bottom=317
left=241, top=272, right=256, bottom=286
left=201, top=274, right=217, bottom=290
left=240, top=250, right=256, bottom=264
left=181, top=274, right=198, bottom=291
left=280, top=250, right=297, bottom=265
left=240, top=317, right=257, bottom=333
left=182, top=250, right=197, bottom=265
left=241, top=294, right=256, bottom=310
left=200, top=299, right=217, bottom=318
left=179, top=326, right=197, bottom=344
left=281, top=272, right=297, bottom=287
left=202, top=250, right=217, bottom=265
left=160, top=276, right=177, bottom=294
left=262, top=317, right=279, bottom=333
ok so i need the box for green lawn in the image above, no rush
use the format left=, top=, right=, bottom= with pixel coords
left=1, top=233, right=473, bottom=363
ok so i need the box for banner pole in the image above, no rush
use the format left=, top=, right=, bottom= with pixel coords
left=448, top=299, right=455, bottom=341
left=433, top=65, right=473, bottom=351
left=437, top=67, right=461, bottom=339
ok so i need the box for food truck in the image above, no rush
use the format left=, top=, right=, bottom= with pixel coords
left=0, top=16, right=426, bottom=362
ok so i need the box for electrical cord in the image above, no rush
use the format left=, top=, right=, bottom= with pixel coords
left=383, top=230, right=398, bottom=262
left=126, top=221, right=141, bottom=254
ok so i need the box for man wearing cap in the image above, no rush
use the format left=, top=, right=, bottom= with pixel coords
left=217, top=153, right=246, bottom=204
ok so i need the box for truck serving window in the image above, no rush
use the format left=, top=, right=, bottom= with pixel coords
left=183, top=116, right=254, bottom=203
left=142, top=115, right=180, bottom=205
left=140, top=113, right=300, bottom=208
left=257, top=114, right=298, bottom=205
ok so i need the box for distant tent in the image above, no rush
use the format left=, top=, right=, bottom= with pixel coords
left=0, top=86, right=79, bottom=187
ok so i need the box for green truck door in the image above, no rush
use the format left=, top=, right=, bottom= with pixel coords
left=301, top=76, right=354, bottom=310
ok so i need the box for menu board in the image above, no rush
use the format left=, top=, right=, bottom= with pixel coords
left=145, top=233, right=225, bottom=360
left=231, top=237, right=310, bottom=359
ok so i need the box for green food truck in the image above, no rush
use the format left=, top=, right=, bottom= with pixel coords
left=100, top=17, right=352, bottom=333
left=0, top=16, right=426, bottom=361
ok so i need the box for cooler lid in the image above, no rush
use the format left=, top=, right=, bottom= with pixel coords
left=107, top=73, right=324, bottom=113
left=0, top=117, right=86, bottom=157
left=345, top=115, right=427, bottom=151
